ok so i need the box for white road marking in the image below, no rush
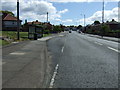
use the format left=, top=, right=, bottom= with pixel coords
left=108, top=47, right=119, bottom=53
left=94, top=42, right=103, bottom=45
left=12, top=42, right=19, bottom=44
left=61, top=46, right=64, bottom=53
left=49, top=64, right=59, bottom=88
left=59, top=35, right=64, bottom=37
left=10, top=52, right=26, bottom=55
left=38, top=37, right=52, bottom=41
left=61, top=38, right=67, bottom=53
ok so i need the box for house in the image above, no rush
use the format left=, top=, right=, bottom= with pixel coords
left=2, top=13, right=22, bottom=31
left=22, top=20, right=43, bottom=32
left=22, top=20, right=53, bottom=32
left=106, top=19, right=120, bottom=30
left=43, top=22, right=53, bottom=31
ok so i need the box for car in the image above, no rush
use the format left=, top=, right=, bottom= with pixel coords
left=78, top=31, right=82, bottom=33
left=69, top=30, right=72, bottom=33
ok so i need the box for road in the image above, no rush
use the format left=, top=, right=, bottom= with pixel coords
left=47, top=31, right=118, bottom=88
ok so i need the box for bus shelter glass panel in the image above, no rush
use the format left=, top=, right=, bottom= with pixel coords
left=28, top=26, right=35, bottom=39
left=36, top=27, right=43, bottom=38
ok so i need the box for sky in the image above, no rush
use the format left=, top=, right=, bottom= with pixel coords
left=1, top=0, right=120, bottom=26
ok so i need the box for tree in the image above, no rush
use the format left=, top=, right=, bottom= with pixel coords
left=94, top=20, right=100, bottom=25
left=77, top=25, right=82, bottom=29
left=53, top=25, right=63, bottom=33
left=101, top=24, right=111, bottom=36
left=0, top=10, right=15, bottom=16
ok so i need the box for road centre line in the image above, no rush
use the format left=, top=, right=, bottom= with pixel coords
left=108, top=47, right=119, bottom=53
left=61, top=38, right=67, bottom=53
left=49, top=64, right=59, bottom=88
left=2, top=62, right=6, bottom=65
left=61, top=46, right=64, bottom=53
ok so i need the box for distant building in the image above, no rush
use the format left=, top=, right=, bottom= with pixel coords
left=22, top=20, right=53, bottom=32
left=2, top=13, right=22, bottom=31
left=106, top=19, right=120, bottom=30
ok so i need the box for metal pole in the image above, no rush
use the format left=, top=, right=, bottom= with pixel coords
left=102, top=0, right=104, bottom=23
left=118, top=1, right=120, bottom=22
left=84, top=14, right=85, bottom=27
left=101, top=0, right=104, bottom=37
left=47, top=12, right=48, bottom=23
left=17, top=0, right=20, bottom=40
left=84, top=14, right=86, bottom=32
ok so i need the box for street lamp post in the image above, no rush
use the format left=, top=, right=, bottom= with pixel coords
left=84, top=14, right=86, bottom=31
left=102, top=0, right=104, bottom=24
left=80, top=14, right=86, bottom=32
left=17, top=0, right=20, bottom=40
left=101, top=0, right=104, bottom=37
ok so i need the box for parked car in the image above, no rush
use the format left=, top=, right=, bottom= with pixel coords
left=78, top=31, right=82, bottom=33
left=69, top=30, right=72, bottom=33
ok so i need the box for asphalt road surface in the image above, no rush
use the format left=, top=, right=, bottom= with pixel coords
left=47, top=31, right=118, bottom=88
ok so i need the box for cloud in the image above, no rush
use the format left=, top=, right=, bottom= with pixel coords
left=58, top=9, right=68, bottom=14
left=62, top=19, right=73, bottom=23
left=48, top=0, right=119, bottom=3
left=78, top=7, right=118, bottom=25
left=2, top=0, right=68, bottom=23
left=55, top=18, right=62, bottom=21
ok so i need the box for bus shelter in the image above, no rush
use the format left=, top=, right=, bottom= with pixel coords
left=28, top=25, right=43, bottom=39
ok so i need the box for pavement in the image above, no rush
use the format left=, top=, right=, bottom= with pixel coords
left=2, top=39, right=52, bottom=88
left=47, top=31, right=118, bottom=88
left=86, top=34, right=119, bottom=43
left=2, top=32, right=67, bottom=88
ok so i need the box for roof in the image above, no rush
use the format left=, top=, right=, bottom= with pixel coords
left=106, top=21, right=119, bottom=25
left=3, top=14, right=21, bottom=21
left=27, top=21, right=42, bottom=25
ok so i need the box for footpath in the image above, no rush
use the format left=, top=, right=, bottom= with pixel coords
left=2, top=37, right=53, bottom=88
left=2, top=32, right=67, bottom=88
left=86, top=34, right=119, bottom=43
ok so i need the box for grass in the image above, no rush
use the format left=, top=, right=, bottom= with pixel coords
left=0, top=31, right=51, bottom=46
left=0, top=40, right=10, bottom=46
left=1, top=31, right=28, bottom=40
left=0, top=31, right=29, bottom=46
left=43, top=33, right=51, bottom=37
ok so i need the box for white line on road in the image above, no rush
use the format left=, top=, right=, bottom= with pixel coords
left=59, top=35, right=64, bottom=37
left=61, top=46, right=64, bottom=53
left=10, top=52, right=26, bottom=55
left=61, top=38, right=67, bottom=53
left=49, top=64, right=59, bottom=88
left=108, top=47, right=119, bottom=53
left=94, top=42, right=103, bottom=45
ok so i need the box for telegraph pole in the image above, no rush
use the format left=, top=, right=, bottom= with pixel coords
left=102, top=0, right=104, bottom=24
left=17, top=0, right=20, bottom=40
left=47, top=12, right=48, bottom=23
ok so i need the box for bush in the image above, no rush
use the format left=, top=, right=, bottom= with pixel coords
left=43, top=30, right=50, bottom=34
left=52, top=25, right=63, bottom=33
